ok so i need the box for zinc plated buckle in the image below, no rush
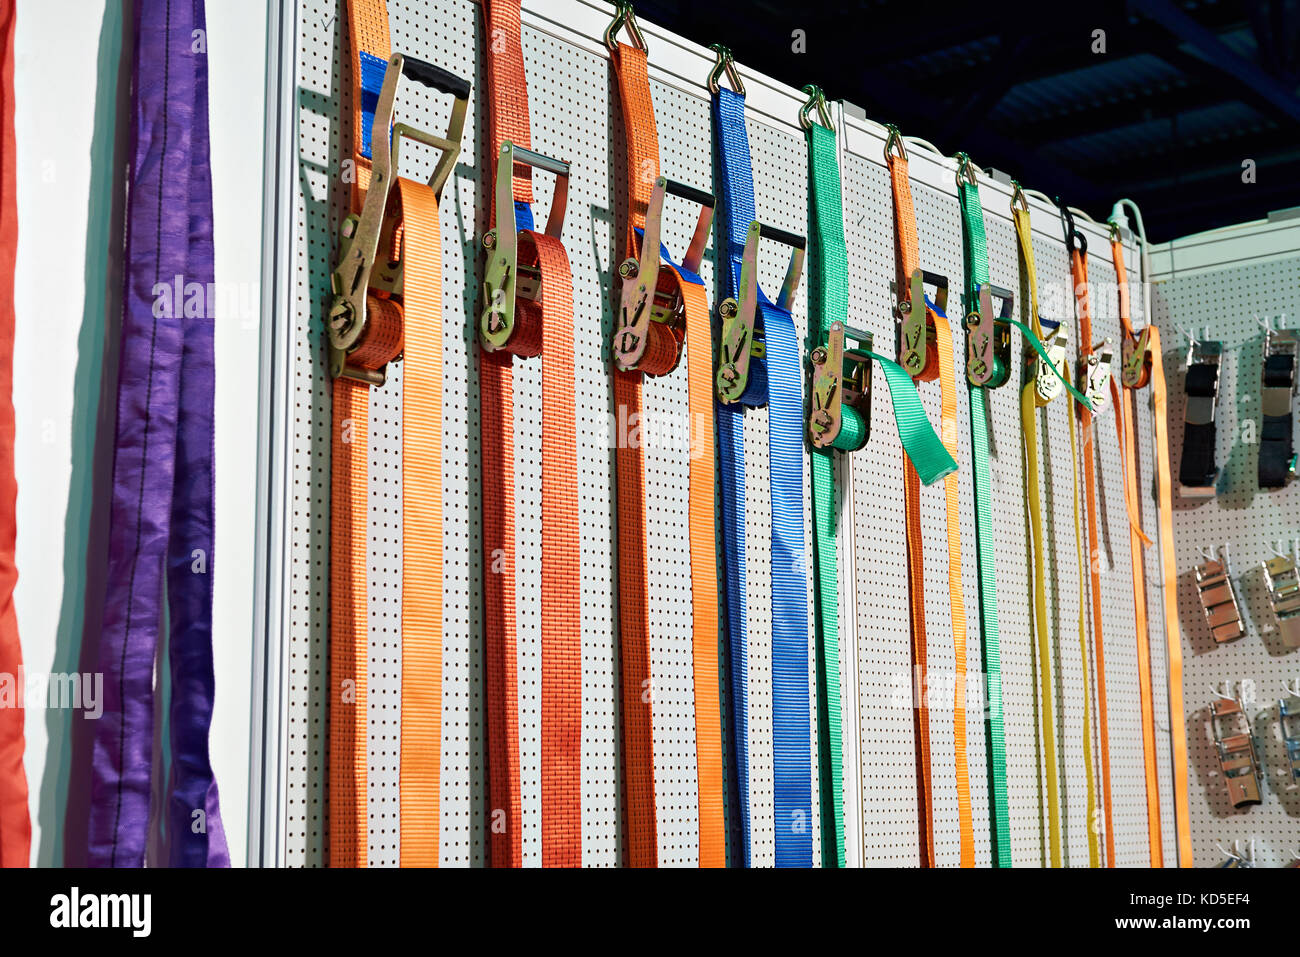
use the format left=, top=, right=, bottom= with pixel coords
left=1211, top=697, right=1264, bottom=808
left=893, top=269, right=948, bottom=379
left=1081, top=338, right=1115, bottom=414
left=1262, top=554, right=1300, bottom=648
left=613, top=176, right=714, bottom=376
left=1121, top=325, right=1153, bottom=389
left=1280, top=693, right=1300, bottom=784
left=328, top=53, right=470, bottom=384
left=808, top=322, right=873, bottom=450
left=715, top=219, right=805, bottom=402
left=1196, top=549, right=1247, bottom=644
left=964, top=282, right=1013, bottom=389
left=1034, top=319, right=1069, bottom=404
left=479, top=141, right=571, bottom=352
left=1180, top=339, right=1223, bottom=498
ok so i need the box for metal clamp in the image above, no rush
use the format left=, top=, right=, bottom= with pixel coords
left=328, top=53, right=469, bottom=383
left=479, top=141, right=571, bottom=352
left=1081, top=337, right=1115, bottom=414
left=1211, top=697, right=1264, bottom=808
left=1034, top=319, right=1069, bottom=404
left=1279, top=693, right=1300, bottom=785
left=1263, top=554, right=1300, bottom=648
left=1121, top=325, right=1152, bottom=389
left=1196, top=550, right=1246, bottom=644
left=613, top=176, right=714, bottom=376
left=964, top=282, right=1012, bottom=389
left=1179, top=339, right=1223, bottom=498
left=715, top=219, right=804, bottom=402
left=893, top=269, right=948, bottom=379
left=808, top=322, right=873, bottom=450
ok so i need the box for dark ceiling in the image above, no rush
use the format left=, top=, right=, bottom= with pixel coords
left=632, top=0, right=1300, bottom=242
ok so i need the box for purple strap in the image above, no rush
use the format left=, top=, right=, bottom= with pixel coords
left=88, top=0, right=226, bottom=868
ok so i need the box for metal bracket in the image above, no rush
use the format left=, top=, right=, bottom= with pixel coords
left=1262, top=555, right=1300, bottom=648
left=1211, top=697, right=1264, bottom=808
left=964, top=283, right=1013, bottom=389
left=1196, top=551, right=1247, bottom=644
left=1121, top=324, right=1152, bottom=389
left=328, top=53, right=469, bottom=383
left=1034, top=319, right=1069, bottom=404
left=1280, top=694, right=1300, bottom=785
left=1180, top=339, right=1223, bottom=498
left=715, top=219, right=804, bottom=402
left=478, top=141, right=571, bottom=352
left=1081, top=337, right=1115, bottom=414
left=808, top=322, right=873, bottom=450
left=612, top=176, right=713, bottom=376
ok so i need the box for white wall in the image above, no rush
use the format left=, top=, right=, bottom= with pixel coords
left=12, top=0, right=266, bottom=866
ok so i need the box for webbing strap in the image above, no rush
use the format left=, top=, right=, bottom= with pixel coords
left=89, top=0, right=228, bottom=868
left=1110, top=238, right=1173, bottom=867
left=0, top=0, right=26, bottom=868
left=332, top=0, right=446, bottom=867
left=956, top=177, right=1010, bottom=866
left=1148, top=327, right=1194, bottom=867
left=480, top=0, right=581, bottom=868
left=611, top=41, right=724, bottom=867
left=1069, top=242, right=1116, bottom=866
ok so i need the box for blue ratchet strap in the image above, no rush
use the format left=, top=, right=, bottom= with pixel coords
left=712, top=86, right=812, bottom=868
left=358, top=50, right=387, bottom=160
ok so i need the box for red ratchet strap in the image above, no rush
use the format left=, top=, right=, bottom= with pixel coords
left=333, top=0, right=464, bottom=866
left=1068, top=241, right=1115, bottom=867
left=479, top=0, right=581, bottom=868
left=0, top=0, right=28, bottom=868
left=606, top=5, right=724, bottom=867
left=1112, top=235, right=1193, bottom=866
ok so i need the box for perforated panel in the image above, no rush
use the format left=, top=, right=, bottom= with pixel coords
left=279, top=0, right=1176, bottom=867
left=1153, top=237, right=1300, bottom=869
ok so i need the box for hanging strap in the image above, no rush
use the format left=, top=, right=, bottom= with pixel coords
left=89, top=0, right=228, bottom=868
left=608, top=14, right=724, bottom=866
left=1067, top=232, right=1116, bottom=867
left=1110, top=237, right=1163, bottom=867
left=1148, top=327, right=1194, bottom=867
left=956, top=168, right=1009, bottom=867
left=887, top=135, right=965, bottom=868
left=479, top=0, right=581, bottom=868
left=0, top=0, right=28, bottom=868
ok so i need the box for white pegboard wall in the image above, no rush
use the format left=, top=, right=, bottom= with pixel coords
left=1152, top=223, right=1300, bottom=869
left=277, top=0, right=1179, bottom=866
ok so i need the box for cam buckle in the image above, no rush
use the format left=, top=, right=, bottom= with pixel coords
left=1081, top=338, right=1115, bottom=414
left=894, top=269, right=947, bottom=380
left=1034, top=319, right=1069, bottom=404
left=1280, top=694, right=1300, bottom=785
left=1262, top=554, right=1300, bottom=649
left=964, top=283, right=1012, bottom=389
left=613, top=175, right=714, bottom=375
left=1211, top=697, right=1263, bottom=808
left=1195, top=550, right=1246, bottom=644
left=808, top=322, right=873, bottom=450
left=1180, top=339, right=1223, bottom=498
left=478, top=141, right=571, bottom=352
left=328, top=53, right=470, bottom=384
left=1121, top=325, right=1152, bottom=389
left=715, top=219, right=805, bottom=402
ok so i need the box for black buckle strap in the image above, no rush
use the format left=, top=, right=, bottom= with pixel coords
left=1179, top=340, right=1223, bottom=498
left=1260, top=328, right=1298, bottom=488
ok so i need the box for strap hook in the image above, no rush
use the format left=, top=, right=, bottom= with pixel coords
left=707, top=43, right=745, bottom=95
left=955, top=151, right=978, bottom=188
left=604, top=1, right=647, bottom=53
left=883, top=123, right=907, bottom=161
left=799, top=84, right=833, bottom=130
left=1010, top=180, right=1028, bottom=213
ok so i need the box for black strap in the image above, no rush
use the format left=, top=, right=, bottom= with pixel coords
left=1260, top=353, right=1295, bottom=489
left=1179, top=362, right=1219, bottom=491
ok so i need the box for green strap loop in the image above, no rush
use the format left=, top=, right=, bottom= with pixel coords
left=956, top=175, right=1012, bottom=866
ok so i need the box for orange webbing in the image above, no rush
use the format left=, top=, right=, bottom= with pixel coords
left=902, top=458, right=933, bottom=866
left=329, top=378, right=370, bottom=867
left=1148, top=327, right=1194, bottom=867
left=1112, top=374, right=1162, bottom=866
left=611, top=41, right=659, bottom=867
left=934, top=317, right=973, bottom=868
left=888, top=154, right=918, bottom=295
left=681, top=278, right=725, bottom=868
left=395, top=177, right=444, bottom=867
left=1070, top=246, right=1114, bottom=867
left=346, top=0, right=390, bottom=198
left=483, top=0, right=534, bottom=205
left=533, top=233, right=582, bottom=867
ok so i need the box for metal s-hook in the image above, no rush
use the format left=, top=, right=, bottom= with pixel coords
left=604, top=1, right=647, bottom=53
left=955, top=151, right=978, bottom=188
left=1010, top=180, right=1028, bottom=213
left=706, top=43, right=745, bottom=95
left=799, top=84, right=832, bottom=131
left=883, top=123, right=907, bottom=162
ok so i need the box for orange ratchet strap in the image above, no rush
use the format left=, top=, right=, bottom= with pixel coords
left=478, top=0, right=581, bottom=868
left=1109, top=236, right=1162, bottom=867
left=885, top=128, right=970, bottom=868
left=1112, top=233, right=1193, bottom=866
left=605, top=4, right=724, bottom=867
left=1067, top=234, right=1116, bottom=867
left=330, top=1, right=467, bottom=866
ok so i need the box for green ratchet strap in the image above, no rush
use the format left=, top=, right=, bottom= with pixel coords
left=955, top=158, right=1011, bottom=866
left=802, top=88, right=955, bottom=867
